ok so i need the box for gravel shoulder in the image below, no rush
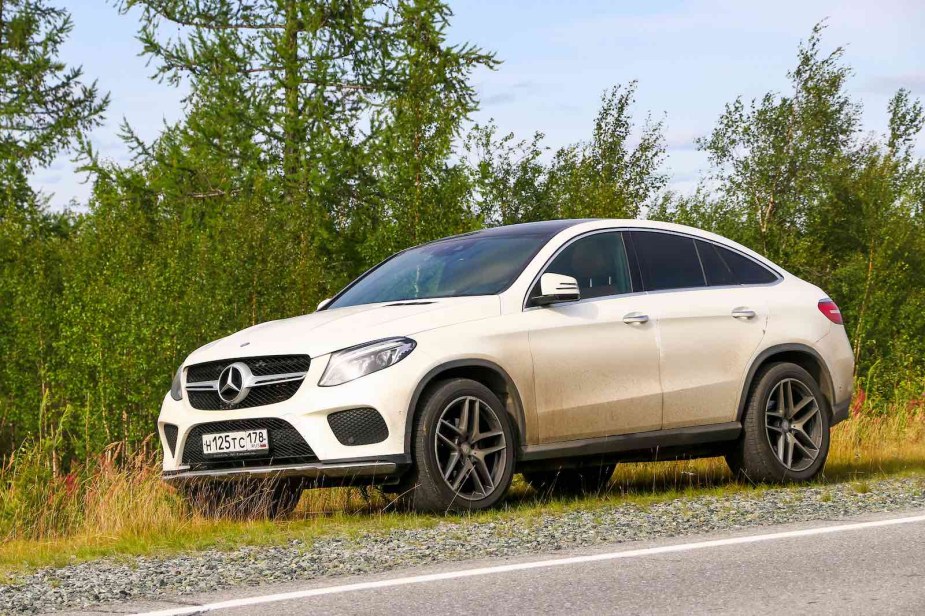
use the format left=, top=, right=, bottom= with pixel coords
left=2, top=476, right=924, bottom=614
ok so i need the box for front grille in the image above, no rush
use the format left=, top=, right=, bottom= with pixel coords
left=185, top=355, right=310, bottom=410
left=187, top=380, right=304, bottom=410
left=327, top=408, right=389, bottom=446
left=187, top=355, right=311, bottom=382
left=163, top=423, right=179, bottom=457
left=181, top=418, right=315, bottom=469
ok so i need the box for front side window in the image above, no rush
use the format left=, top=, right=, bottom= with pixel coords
left=631, top=231, right=706, bottom=291
left=329, top=235, right=548, bottom=309
left=533, top=231, right=633, bottom=301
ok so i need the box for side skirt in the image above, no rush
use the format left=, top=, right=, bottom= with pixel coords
left=518, top=422, right=742, bottom=467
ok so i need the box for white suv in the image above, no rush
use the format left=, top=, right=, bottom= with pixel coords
left=158, top=219, right=854, bottom=513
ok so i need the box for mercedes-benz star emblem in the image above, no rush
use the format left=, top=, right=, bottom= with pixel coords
left=217, top=362, right=252, bottom=405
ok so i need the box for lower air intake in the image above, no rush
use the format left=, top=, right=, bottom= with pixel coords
left=163, top=423, right=179, bottom=457
left=327, top=408, right=389, bottom=446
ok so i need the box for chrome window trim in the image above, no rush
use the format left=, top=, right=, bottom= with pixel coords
left=521, top=226, right=783, bottom=312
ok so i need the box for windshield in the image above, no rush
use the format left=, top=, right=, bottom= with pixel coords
left=328, top=235, right=548, bottom=309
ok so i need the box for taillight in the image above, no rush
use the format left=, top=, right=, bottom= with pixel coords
left=818, top=298, right=843, bottom=324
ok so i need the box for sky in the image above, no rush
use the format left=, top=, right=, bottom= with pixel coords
left=32, top=0, right=925, bottom=210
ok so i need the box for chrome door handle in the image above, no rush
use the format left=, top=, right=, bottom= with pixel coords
left=732, top=308, right=757, bottom=320
left=623, top=312, right=649, bottom=324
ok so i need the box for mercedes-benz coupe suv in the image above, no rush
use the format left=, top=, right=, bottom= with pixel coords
left=159, top=219, right=854, bottom=514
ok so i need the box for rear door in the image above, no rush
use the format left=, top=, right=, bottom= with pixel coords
left=629, top=231, right=772, bottom=429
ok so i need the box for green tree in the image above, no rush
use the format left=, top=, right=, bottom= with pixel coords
left=346, top=0, right=496, bottom=261
left=465, top=123, right=550, bottom=226
left=656, top=22, right=925, bottom=400
left=697, top=22, right=859, bottom=260
left=0, top=0, right=106, bottom=450
left=466, top=82, right=667, bottom=225
left=37, top=0, right=496, bottom=453
left=120, top=0, right=494, bottom=256
left=548, top=82, right=666, bottom=220
left=809, top=91, right=925, bottom=392
left=0, top=0, right=108, bottom=205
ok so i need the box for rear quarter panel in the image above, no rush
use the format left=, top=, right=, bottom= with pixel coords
left=761, top=278, right=834, bottom=349
left=750, top=277, right=854, bottom=410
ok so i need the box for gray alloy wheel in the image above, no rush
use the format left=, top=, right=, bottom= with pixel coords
left=726, top=362, right=831, bottom=483
left=434, top=396, right=509, bottom=500
left=395, top=378, right=516, bottom=512
left=764, top=378, right=824, bottom=472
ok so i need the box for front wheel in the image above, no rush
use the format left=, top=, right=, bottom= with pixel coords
left=726, top=362, right=830, bottom=483
left=397, top=378, right=516, bottom=512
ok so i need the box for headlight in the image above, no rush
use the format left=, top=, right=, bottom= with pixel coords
left=319, top=338, right=416, bottom=387
left=170, top=367, right=183, bottom=401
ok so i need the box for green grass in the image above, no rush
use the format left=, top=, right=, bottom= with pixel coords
left=2, top=402, right=924, bottom=579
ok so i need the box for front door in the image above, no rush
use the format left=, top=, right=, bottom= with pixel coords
left=525, top=231, right=662, bottom=442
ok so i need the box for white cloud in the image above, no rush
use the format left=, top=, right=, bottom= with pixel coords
left=863, top=73, right=925, bottom=95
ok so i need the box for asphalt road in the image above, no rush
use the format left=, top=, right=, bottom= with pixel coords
left=63, top=511, right=925, bottom=616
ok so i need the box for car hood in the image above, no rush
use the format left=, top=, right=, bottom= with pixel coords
left=184, top=296, right=501, bottom=365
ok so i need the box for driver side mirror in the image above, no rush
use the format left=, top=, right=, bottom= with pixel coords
left=533, top=273, right=580, bottom=307
left=316, top=297, right=332, bottom=311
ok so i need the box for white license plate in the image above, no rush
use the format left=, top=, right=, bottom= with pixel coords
left=201, top=429, right=269, bottom=456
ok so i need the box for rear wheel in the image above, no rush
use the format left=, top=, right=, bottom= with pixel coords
left=397, top=378, right=515, bottom=512
left=726, top=362, right=830, bottom=483
left=523, top=464, right=615, bottom=497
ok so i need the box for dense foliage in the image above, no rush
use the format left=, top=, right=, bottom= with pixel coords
left=0, top=5, right=923, bottom=460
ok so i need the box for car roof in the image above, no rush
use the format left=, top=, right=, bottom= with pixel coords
left=434, top=218, right=785, bottom=275
left=452, top=219, right=594, bottom=240
left=424, top=218, right=778, bottom=263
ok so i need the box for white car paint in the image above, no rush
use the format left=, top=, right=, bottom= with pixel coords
left=158, top=219, right=854, bottom=480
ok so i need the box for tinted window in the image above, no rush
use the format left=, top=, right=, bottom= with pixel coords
left=632, top=231, right=706, bottom=291
left=534, top=232, right=633, bottom=301
left=329, top=235, right=547, bottom=309
left=696, top=240, right=737, bottom=286
left=715, top=245, right=778, bottom=284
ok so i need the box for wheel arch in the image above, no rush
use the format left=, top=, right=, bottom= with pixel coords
left=737, top=344, right=836, bottom=422
left=404, top=360, right=527, bottom=455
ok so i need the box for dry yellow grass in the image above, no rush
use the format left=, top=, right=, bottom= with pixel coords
left=1, top=402, right=923, bottom=577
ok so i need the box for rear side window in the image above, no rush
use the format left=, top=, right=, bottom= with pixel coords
left=717, top=245, right=778, bottom=284
left=696, top=239, right=778, bottom=286
left=696, top=240, right=736, bottom=286
left=631, top=231, right=706, bottom=291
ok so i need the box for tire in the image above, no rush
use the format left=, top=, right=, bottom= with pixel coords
left=726, top=362, right=831, bottom=483
left=263, top=478, right=304, bottom=518
left=180, top=481, right=231, bottom=517
left=181, top=478, right=303, bottom=518
left=523, top=463, right=615, bottom=497
left=396, top=378, right=516, bottom=512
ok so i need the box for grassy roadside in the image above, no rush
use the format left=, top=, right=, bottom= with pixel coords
left=2, top=403, right=924, bottom=579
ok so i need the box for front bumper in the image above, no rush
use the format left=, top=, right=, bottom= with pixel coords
left=158, top=345, right=435, bottom=476
left=161, top=455, right=407, bottom=483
